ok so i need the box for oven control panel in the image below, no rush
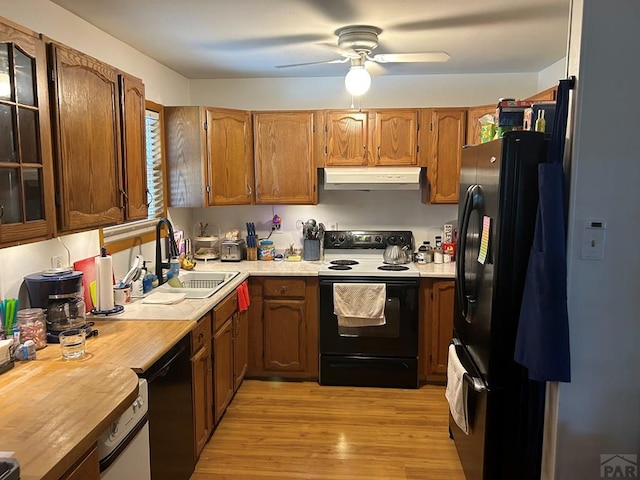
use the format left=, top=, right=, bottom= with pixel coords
left=324, top=230, right=413, bottom=250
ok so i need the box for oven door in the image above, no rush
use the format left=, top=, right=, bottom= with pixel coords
left=319, top=276, right=419, bottom=357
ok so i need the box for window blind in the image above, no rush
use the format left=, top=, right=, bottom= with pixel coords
left=145, top=109, right=164, bottom=219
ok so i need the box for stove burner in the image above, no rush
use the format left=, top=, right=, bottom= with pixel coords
left=328, top=265, right=353, bottom=270
left=378, top=265, right=410, bottom=271
left=330, top=260, right=359, bottom=266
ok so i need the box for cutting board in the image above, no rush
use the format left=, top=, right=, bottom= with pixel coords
left=73, top=256, right=115, bottom=312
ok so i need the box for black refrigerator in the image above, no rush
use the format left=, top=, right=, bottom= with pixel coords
left=450, top=131, right=547, bottom=480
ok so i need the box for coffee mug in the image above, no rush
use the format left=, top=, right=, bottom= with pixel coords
left=113, top=286, right=131, bottom=305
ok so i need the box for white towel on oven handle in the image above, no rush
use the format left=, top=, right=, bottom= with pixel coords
left=333, top=283, right=386, bottom=327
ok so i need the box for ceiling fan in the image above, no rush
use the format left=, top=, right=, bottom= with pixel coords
left=275, top=25, right=450, bottom=96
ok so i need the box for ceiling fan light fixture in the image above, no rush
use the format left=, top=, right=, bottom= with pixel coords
left=344, top=65, right=371, bottom=96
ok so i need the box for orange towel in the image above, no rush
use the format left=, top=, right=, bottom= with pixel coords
left=237, top=281, right=250, bottom=311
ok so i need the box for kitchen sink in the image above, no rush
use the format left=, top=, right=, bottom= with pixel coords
left=154, top=271, right=240, bottom=299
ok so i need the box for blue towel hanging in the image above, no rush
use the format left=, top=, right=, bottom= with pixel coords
left=515, top=79, right=572, bottom=383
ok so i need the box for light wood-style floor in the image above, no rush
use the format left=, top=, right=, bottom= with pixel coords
left=191, top=380, right=465, bottom=480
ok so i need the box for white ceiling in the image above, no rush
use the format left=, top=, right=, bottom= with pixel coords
left=49, top=0, right=570, bottom=80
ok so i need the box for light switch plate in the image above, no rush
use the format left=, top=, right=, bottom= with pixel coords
left=580, top=219, right=606, bottom=260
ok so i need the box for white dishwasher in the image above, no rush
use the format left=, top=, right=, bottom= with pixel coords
left=98, top=378, right=151, bottom=480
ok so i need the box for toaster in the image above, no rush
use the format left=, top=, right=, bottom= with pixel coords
left=220, top=239, right=246, bottom=262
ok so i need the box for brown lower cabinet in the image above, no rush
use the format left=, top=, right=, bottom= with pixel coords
left=212, top=290, right=248, bottom=426
left=61, top=445, right=99, bottom=480
left=247, top=277, right=318, bottom=379
left=420, top=278, right=455, bottom=384
left=191, top=312, right=213, bottom=457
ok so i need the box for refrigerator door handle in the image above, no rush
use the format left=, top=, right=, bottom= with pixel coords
left=456, top=184, right=481, bottom=322
left=451, top=338, right=488, bottom=393
left=463, top=372, right=488, bottom=393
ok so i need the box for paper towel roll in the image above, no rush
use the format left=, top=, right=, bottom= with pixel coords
left=95, top=254, right=114, bottom=312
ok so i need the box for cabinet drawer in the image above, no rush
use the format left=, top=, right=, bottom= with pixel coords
left=263, top=278, right=306, bottom=298
left=191, top=313, right=211, bottom=353
left=214, top=291, right=238, bottom=332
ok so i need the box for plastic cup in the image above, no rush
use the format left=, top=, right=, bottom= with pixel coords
left=59, top=328, right=86, bottom=359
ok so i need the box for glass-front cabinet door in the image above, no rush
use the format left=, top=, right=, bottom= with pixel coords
left=0, top=20, right=55, bottom=246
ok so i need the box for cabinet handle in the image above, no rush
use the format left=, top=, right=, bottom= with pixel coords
left=198, top=332, right=204, bottom=341
left=363, top=145, right=366, bottom=158
left=0, top=204, right=3, bottom=219
left=246, top=183, right=252, bottom=195
left=280, top=286, right=287, bottom=295
left=145, top=188, right=153, bottom=207
left=119, top=189, right=128, bottom=209
left=377, top=145, right=381, bottom=160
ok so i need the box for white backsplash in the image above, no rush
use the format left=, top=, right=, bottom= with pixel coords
left=189, top=187, right=457, bottom=253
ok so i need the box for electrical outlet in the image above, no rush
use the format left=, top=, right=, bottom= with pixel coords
left=329, top=221, right=339, bottom=231
left=51, top=255, right=63, bottom=268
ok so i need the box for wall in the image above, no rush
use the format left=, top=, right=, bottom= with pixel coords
left=545, top=1, right=640, bottom=478
left=188, top=72, right=543, bottom=110
left=0, top=0, right=566, bottom=301
left=538, top=58, right=566, bottom=92
left=188, top=184, right=457, bottom=254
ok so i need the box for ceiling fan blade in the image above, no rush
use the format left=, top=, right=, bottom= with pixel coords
left=275, top=57, right=350, bottom=69
left=365, top=61, right=388, bottom=77
left=300, top=0, right=360, bottom=23
left=206, top=33, right=328, bottom=50
left=372, top=52, right=451, bottom=63
left=391, top=5, right=563, bottom=32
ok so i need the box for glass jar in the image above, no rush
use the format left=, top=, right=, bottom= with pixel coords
left=17, top=308, right=47, bottom=350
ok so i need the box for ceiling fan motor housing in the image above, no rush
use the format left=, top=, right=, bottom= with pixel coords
left=335, top=25, right=382, bottom=53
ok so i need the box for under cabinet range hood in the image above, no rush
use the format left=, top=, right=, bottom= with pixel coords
left=323, top=167, right=422, bottom=190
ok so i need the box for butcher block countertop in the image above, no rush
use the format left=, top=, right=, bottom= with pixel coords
left=1, top=321, right=197, bottom=479
left=0, top=361, right=139, bottom=480
left=36, top=320, right=196, bottom=372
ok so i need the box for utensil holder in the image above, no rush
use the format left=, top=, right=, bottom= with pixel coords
left=247, top=247, right=258, bottom=261
left=303, top=239, right=320, bottom=261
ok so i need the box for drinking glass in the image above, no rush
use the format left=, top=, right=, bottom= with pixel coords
left=59, top=328, right=86, bottom=359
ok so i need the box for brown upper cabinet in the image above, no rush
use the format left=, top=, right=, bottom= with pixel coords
left=48, top=42, right=147, bottom=232
left=421, top=108, right=466, bottom=204
left=253, top=111, right=318, bottom=205
left=321, top=109, right=419, bottom=167
left=525, top=86, right=558, bottom=102
left=165, top=107, right=254, bottom=207
left=466, top=104, right=495, bottom=147
left=119, top=73, right=148, bottom=221
left=0, top=18, right=56, bottom=247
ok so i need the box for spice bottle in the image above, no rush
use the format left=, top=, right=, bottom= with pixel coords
left=424, top=241, right=434, bottom=263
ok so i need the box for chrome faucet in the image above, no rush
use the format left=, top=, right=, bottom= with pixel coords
left=155, top=217, right=179, bottom=285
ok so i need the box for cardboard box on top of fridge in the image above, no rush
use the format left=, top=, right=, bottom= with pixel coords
left=496, top=99, right=534, bottom=127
